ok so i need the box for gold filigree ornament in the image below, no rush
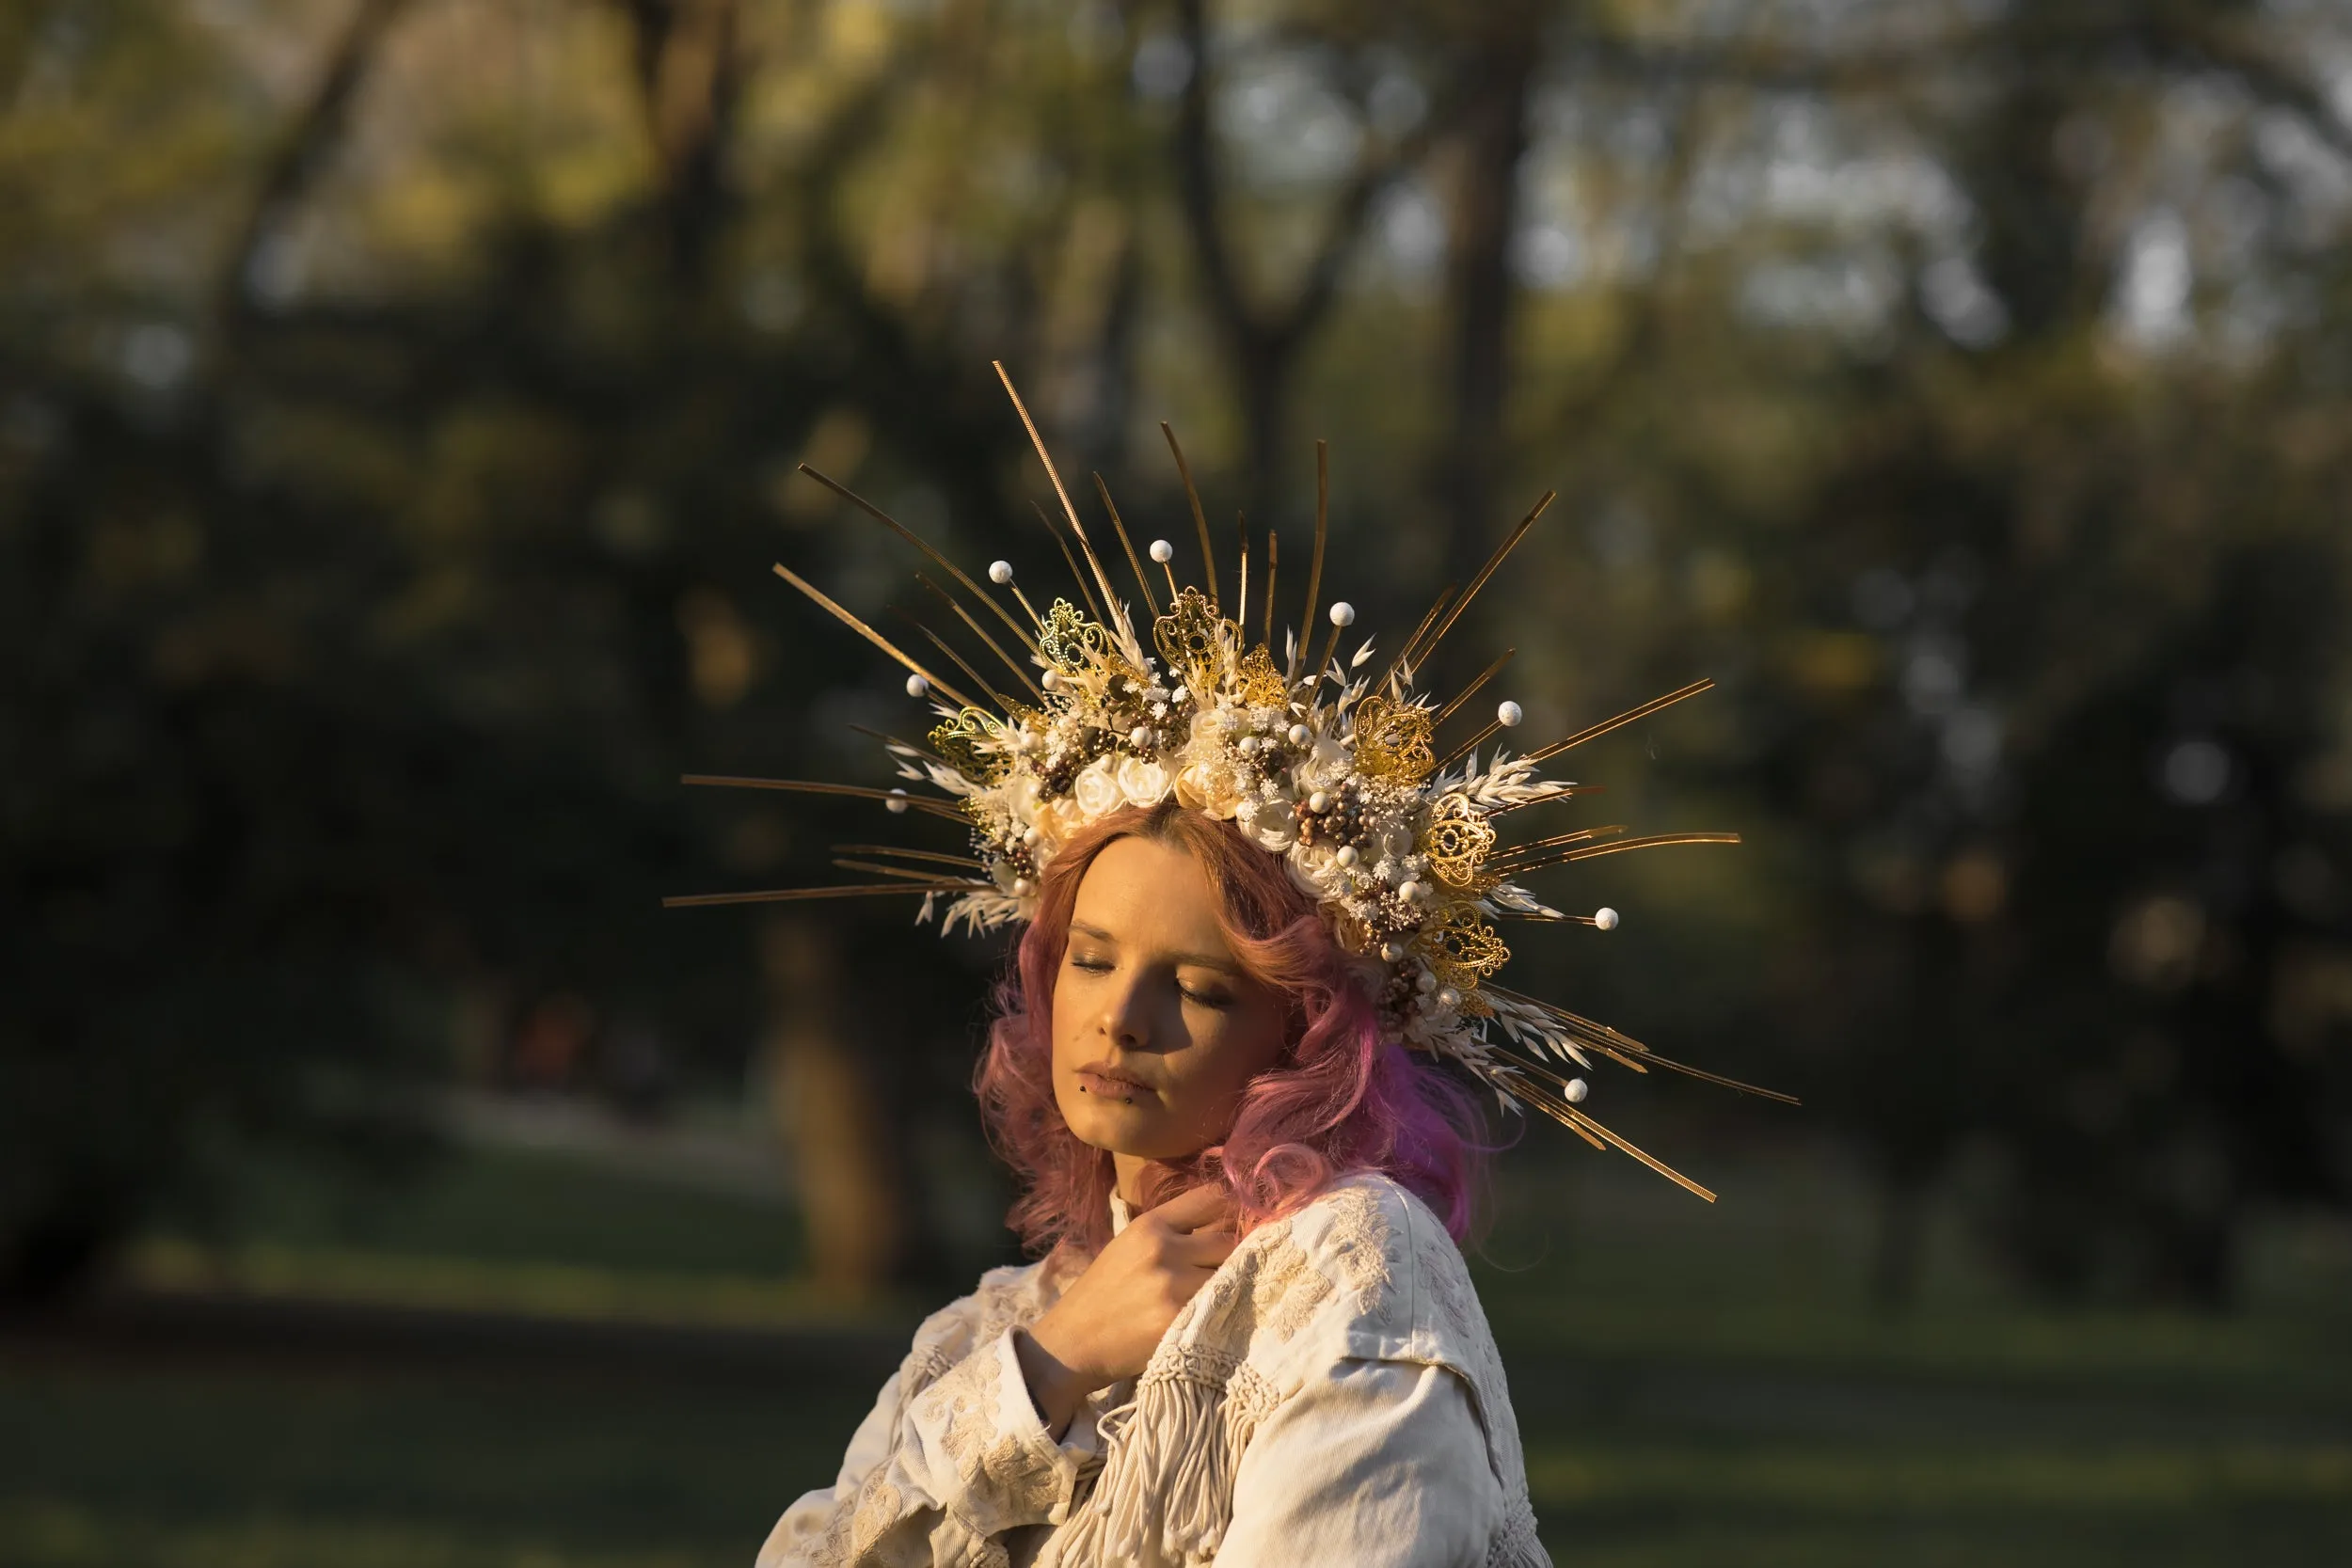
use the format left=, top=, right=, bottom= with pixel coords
left=1421, top=905, right=1512, bottom=986
left=929, top=707, right=1010, bottom=784
left=1037, top=598, right=1109, bottom=672
left=1351, top=696, right=1437, bottom=780
left=1423, top=795, right=1498, bottom=889
left=670, top=358, right=1792, bottom=1202
left=1234, top=644, right=1288, bottom=707
left=1152, top=587, right=1231, bottom=689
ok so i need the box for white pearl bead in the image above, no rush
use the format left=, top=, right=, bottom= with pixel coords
left=1236, top=735, right=1258, bottom=752
left=1023, top=826, right=1041, bottom=846
left=1129, top=726, right=1150, bottom=747
left=1565, top=1078, right=1589, bottom=1103
left=1396, top=879, right=1421, bottom=903
left=885, top=789, right=909, bottom=815
left=1328, top=601, right=1356, bottom=627
left=1308, top=791, right=1329, bottom=813
left=1149, top=539, right=1174, bottom=563
left=1436, top=987, right=1460, bottom=1010
left=1011, top=877, right=1033, bottom=896
left=1415, top=970, right=1437, bottom=992
left=905, top=673, right=929, bottom=698
left=988, top=560, right=1014, bottom=584
left=1287, top=724, right=1311, bottom=746
left=1335, top=845, right=1358, bottom=866
left=1594, top=906, right=1619, bottom=931
left=1379, top=941, right=1405, bottom=962
left=1041, top=669, right=1059, bottom=690
left=1496, top=701, right=1523, bottom=727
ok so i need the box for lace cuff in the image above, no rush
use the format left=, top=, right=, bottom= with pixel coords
left=909, top=1328, right=1099, bottom=1537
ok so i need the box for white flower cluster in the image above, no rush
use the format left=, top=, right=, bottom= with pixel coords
left=885, top=585, right=1582, bottom=1093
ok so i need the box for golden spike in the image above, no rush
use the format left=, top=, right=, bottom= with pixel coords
left=1007, top=580, right=1046, bottom=627
left=664, top=881, right=974, bottom=910
left=1432, top=719, right=1502, bottom=778
left=796, top=465, right=1039, bottom=655
left=1295, top=440, right=1328, bottom=681
left=1514, top=1082, right=1609, bottom=1151
left=915, top=574, right=1045, bottom=702
left=1235, top=513, right=1249, bottom=634
left=833, top=844, right=987, bottom=869
left=1486, top=782, right=1610, bottom=816
left=1161, top=422, right=1217, bottom=603
left=1525, top=679, right=1716, bottom=764
left=1034, top=500, right=1106, bottom=626
left=832, top=858, right=982, bottom=883
left=1629, top=1053, right=1801, bottom=1103
left=1435, top=648, right=1516, bottom=725
left=1263, top=531, right=1279, bottom=652
left=679, top=775, right=967, bottom=823
left=903, top=616, right=1012, bottom=712
left=1491, top=824, right=1630, bottom=868
left=771, top=562, right=979, bottom=711
left=1486, top=984, right=1645, bottom=1049
left=1311, top=620, right=1345, bottom=694
left=1487, top=988, right=1801, bottom=1104
left=1502, top=1075, right=1716, bottom=1200
left=1093, top=473, right=1160, bottom=618
left=1408, top=491, right=1554, bottom=674
left=1382, top=584, right=1457, bottom=690
left=1493, top=1047, right=1613, bottom=1130
left=993, top=362, right=1126, bottom=633
left=1508, top=831, right=1741, bottom=869
left=1496, top=910, right=1616, bottom=927
left=845, top=722, right=958, bottom=769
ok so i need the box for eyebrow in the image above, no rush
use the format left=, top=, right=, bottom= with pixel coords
left=1068, top=920, right=1242, bottom=974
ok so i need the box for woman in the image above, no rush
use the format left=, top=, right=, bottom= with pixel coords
left=714, top=399, right=1748, bottom=1564
left=760, top=800, right=1549, bottom=1568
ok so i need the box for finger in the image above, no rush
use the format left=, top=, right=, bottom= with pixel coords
left=1151, top=1183, right=1234, bottom=1233
left=1167, top=1227, right=1239, bottom=1267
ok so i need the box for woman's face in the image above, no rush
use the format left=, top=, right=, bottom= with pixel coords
left=1051, top=833, right=1292, bottom=1162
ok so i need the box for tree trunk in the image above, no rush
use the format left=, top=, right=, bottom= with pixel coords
left=1438, top=13, right=1538, bottom=574
left=760, top=917, right=904, bottom=1296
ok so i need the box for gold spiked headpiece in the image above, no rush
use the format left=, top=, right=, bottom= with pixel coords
left=672, top=365, right=1792, bottom=1199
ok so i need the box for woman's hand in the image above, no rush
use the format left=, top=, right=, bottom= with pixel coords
left=1013, top=1184, right=1235, bottom=1436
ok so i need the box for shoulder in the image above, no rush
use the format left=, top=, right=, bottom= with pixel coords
left=900, top=1254, right=1069, bottom=1393
left=1177, top=1173, right=1493, bottom=1379
left=1214, top=1176, right=1538, bottom=1528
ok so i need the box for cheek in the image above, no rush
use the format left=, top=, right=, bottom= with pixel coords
left=1160, top=1005, right=1289, bottom=1117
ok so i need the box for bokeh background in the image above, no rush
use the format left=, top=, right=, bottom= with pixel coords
left=7, top=0, right=2352, bottom=1563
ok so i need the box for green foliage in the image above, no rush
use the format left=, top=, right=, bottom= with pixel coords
left=3, top=0, right=2350, bottom=1306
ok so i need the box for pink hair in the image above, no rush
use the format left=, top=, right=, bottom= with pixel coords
left=974, top=800, right=1488, bottom=1258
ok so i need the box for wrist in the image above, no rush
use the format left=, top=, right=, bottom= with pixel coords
left=1011, top=1323, right=1095, bottom=1438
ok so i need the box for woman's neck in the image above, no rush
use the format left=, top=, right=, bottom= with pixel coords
left=1111, top=1152, right=1151, bottom=1208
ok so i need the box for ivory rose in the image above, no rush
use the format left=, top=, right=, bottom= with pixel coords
left=1071, top=757, right=1124, bottom=820
left=1116, top=754, right=1172, bottom=807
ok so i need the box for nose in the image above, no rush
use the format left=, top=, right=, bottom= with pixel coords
left=1099, top=969, right=1154, bottom=1051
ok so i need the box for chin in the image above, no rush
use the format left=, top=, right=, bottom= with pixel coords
left=1057, top=1086, right=1181, bottom=1158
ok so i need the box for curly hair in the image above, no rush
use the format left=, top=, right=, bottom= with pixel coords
left=974, top=800, right=1488, bottom=1258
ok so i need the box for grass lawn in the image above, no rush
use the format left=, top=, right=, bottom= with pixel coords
left=4, top=1135, right=2348, bottom=1566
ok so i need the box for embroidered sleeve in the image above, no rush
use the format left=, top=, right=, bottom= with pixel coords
left=759, top=1312, right=1100, bottom=1567
left=1211, top=1356, right=1516, bottom=1568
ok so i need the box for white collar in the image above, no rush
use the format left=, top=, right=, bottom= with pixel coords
left=1108, top=1192, right=1133, bottom=1237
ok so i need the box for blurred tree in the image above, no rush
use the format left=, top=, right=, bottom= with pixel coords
left=4, top=0, right=2349, bottom=1312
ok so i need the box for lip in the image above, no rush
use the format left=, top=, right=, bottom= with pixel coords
left=1074, top=1062, right=1153, bottom=1100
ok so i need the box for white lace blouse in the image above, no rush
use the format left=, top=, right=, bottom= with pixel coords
left=760, top=1174, right=1549, bottom=1568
